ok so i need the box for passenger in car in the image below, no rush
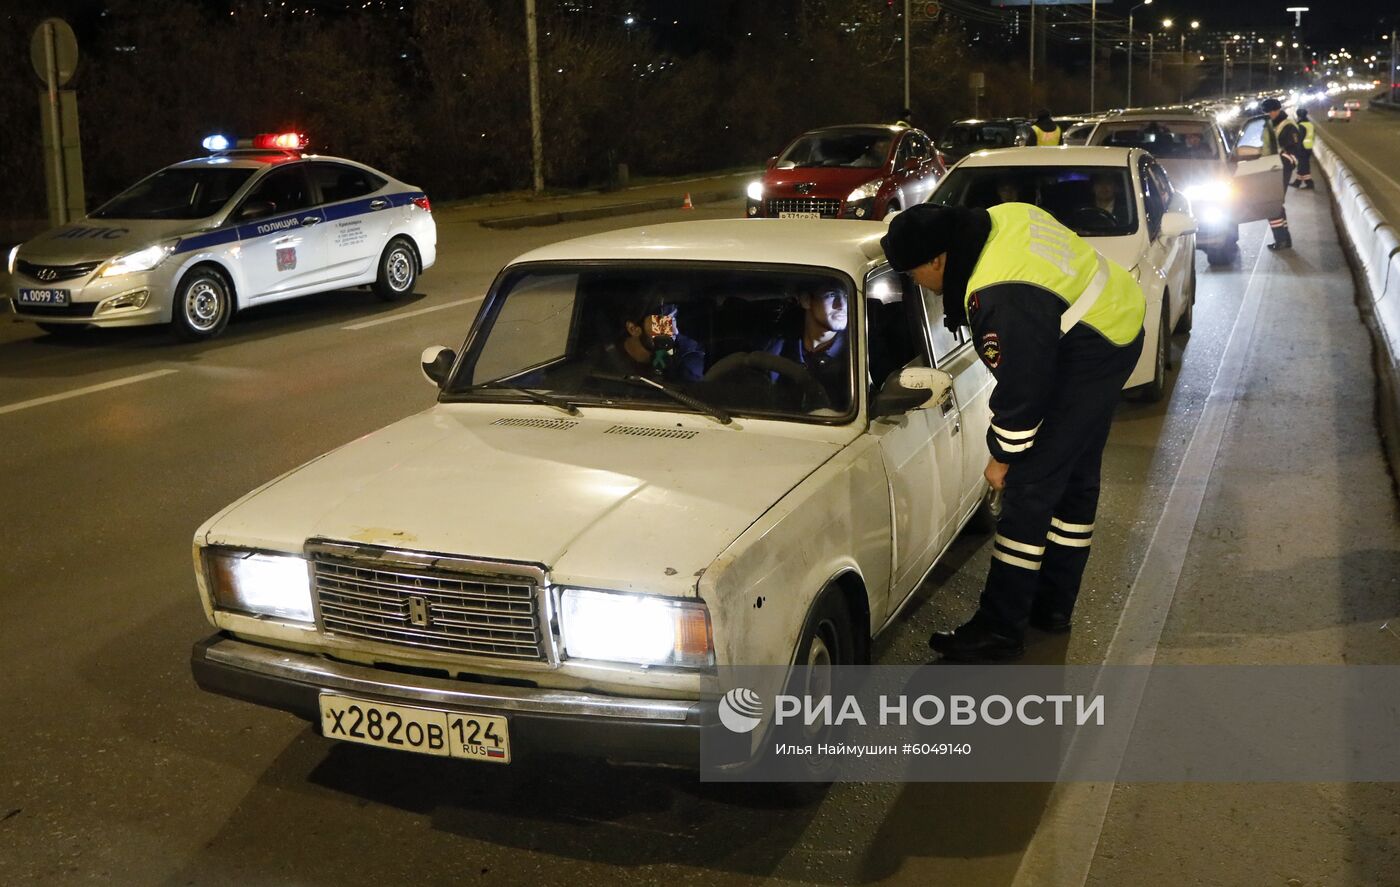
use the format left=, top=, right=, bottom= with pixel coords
left=995, top=178, right=1023, bottom=205
left=593, top=295, right=706, bottom=383
left=762, top=283, right=851, bottom=407
left=1091, top=173, right=1129, bottom=224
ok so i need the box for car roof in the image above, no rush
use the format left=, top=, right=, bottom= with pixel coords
left=798, top=124, right=906, bottom=137
left=1101, top=110, right=1215, bottom=124
left=508, top=219, right=888, bottom=275
left=168, top=152, right=368, bottom=171
left=952, top=146, right=1140, bottom=167
left=948, top=119, right=1025, bottom=127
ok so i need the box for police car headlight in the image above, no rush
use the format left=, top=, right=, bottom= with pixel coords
left=6, top=245, right=17, bottom=275
left=1183, top=180, right=1234, bottom=205
left=746, top=180, right=765, bottom=202
left=846, top=179, right=884, bottom=202
left=560, top=588, right=713, bottom=668
left=100, top=240, right=178, bottom=278
left=204, top=548, right=314, bottom=623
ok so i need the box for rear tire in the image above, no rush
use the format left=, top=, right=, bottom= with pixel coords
left=373, top=237, right=417, bottom=301
left=170, top=266, right=233, bottom=341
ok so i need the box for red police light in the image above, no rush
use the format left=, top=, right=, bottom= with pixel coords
left=251, top=132, right=308, bottom=150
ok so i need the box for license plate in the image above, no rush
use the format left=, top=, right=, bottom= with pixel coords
left=318, top=694, right=511, bottom=763
left=778, top=212, right=821, bottom=220
left=18, top=288, right=70, bottom=306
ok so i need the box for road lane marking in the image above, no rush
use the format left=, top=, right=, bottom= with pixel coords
left=342, top=297, right=482, bottom=331
left=1010, top=237, right=1272, bottom=887
left=0, top=369, right=179, bottom=416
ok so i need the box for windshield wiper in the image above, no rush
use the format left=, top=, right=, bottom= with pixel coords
left=454, top=382, right=580, bottom=416
left=594, top=373, right=731, bottom=425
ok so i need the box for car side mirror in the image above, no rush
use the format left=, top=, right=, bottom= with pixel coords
left=767, top=155, right=778, bottom=169
left=236, top=200, right=277, bottom=222
left=1231, top=145, right=1262, bottom=162
left=1159, top=211, right=1197, bottom=239
left=420, top=345, right=456, bottom=388
left=872, top=366, right=950, bottom=418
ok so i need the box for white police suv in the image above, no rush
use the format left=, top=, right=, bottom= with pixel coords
left=4, top=133, right=436, bottom=340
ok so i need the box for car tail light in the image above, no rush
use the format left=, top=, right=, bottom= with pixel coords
left=411, top=196, right=431, bottom=212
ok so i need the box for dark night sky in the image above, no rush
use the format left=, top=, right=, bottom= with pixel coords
left=1093, top=0, right=1397, bottom=47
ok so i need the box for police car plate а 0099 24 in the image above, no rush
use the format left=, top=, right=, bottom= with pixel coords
left=318, top=693, right=511, bottom=763
left=18, top=288, right=70, bottom=306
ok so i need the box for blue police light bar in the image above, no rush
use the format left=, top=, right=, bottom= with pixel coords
left=202, top=134, right=232, bottom=152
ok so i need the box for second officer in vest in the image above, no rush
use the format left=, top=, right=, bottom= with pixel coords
left=881, top=202, right=1145, bottom=661
left=1292, top=107, right=1316, bottom=190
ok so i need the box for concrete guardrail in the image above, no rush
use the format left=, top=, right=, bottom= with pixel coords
left=1313, top=136, right=1400, bottom=477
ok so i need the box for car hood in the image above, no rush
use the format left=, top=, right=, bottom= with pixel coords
left=203, top=407, right=846, bottom=598
left=1073, top=233, right=1141, bottom=272
left=1155, top=157, right=1228, bottom=188
left=20, top=218, right=204, bottom=264
left=762, top=166, right=887, bottom=197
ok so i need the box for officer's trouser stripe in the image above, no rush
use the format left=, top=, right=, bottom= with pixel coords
left=1047, top=531, right=1093, bottom=548
left=993, top=533, right=1045, bottom=570
left=1050, top=518, right=1094, bottom=534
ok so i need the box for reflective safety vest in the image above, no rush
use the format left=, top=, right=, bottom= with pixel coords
left=965, top=203, right=1145, bottom=346
left=1036, top=125, right=1062, bottom=146
left=1300, top=120, right=1316, bottom=150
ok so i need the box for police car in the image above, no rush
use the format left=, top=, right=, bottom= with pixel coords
left=4, top=133, right=436, bottom=340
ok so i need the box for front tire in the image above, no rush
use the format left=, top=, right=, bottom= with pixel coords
left=1131, top=299, right=1171, bottom=403
left=373, top=238, right=417, bottom=301
left=170, top=267, right=233, bottom=341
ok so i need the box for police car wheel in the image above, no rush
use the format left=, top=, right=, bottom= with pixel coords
left=373, top=238, right=417, bottom=301
left=171, top=268, right=232, bottom=341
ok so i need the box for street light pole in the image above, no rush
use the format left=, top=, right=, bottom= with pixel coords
left=904, top=0, right=911, bottom=111
left=1126, top=1, right=1152, bottom=108
left=525, top=0, right=544, bottom=194
left=1090, top=0, right=1097, bottom=111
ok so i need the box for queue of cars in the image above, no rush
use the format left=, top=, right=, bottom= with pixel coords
left=4, top=133, right=436, bottom=340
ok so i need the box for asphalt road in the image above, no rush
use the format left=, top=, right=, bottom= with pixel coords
left=1, top=187, right=1397, bottom=886
left=1315, top=102, right=1400, bottom=225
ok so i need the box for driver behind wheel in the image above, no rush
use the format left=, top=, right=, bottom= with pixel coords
left=593, top=292, right=706, bottom=383
left=762, top=283, right=851, bottom=410
left=1090, top=173, right=1129, bottom=226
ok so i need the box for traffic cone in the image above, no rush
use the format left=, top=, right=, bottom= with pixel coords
left=681, top=192, right=694, bottom=210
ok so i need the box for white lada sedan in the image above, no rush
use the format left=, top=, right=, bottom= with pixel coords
left=5, top=133, right=435, bottom=340
left=190, top=219, right=995, bottom=768
left=930, top=146, right=1198, bottom=402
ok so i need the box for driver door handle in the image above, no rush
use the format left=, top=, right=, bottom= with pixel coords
left=369, top=198, right=389, bottom=210
left=939, top=390, right=956, bottom=415
left=300, top=216, right=322, bottom=226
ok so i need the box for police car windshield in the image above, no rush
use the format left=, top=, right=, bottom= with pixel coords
left=91, top=167, right=257, bottom=220
left=443, top=266, right=858, bottom=423
left=778, top=132, right=892, bottom=169
left=933, top=166, right=1139, bottom=237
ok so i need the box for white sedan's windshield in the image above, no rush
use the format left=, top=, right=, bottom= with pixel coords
left=933, top=166, right=1139, bottom=237
left=446, top=266, right=860, bottom=421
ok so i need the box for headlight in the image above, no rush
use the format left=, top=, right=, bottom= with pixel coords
left=204, top=548, right=314, bottom=623
left=1182, top=180, right=1234, bottom=205
left=746, top=180, right=764, bottom=202
left=560, top=588, right=713, bottom=668
left=100, top=240, right=177, bottom=278
left=846, top=179, right=884, bottom=202
left=6, top=245, right=17, bottom=275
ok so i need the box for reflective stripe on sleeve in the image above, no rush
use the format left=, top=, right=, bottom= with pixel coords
left=991, top=422, right=1041, bottom=441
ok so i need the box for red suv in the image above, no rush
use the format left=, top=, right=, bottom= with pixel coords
left=745, top=125, right=946, bottom=221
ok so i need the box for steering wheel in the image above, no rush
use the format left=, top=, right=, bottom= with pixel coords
left=1067, top=206, right=1119, bottom=229
left=703, top=351, right=832, bottom=411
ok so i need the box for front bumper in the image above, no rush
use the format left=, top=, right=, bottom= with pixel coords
left=7, top=265, right=177, bottom=327
left=191, top=634, right=706, bottom=766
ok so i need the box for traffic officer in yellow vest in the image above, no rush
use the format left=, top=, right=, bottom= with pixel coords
left=1292, top=107, right=1316, bottom=190
left=881, top=202, right=1145, bottom=661
left=1263, top=98, right=1302, bottom=249
left=1032, top=110, right=1062, bottom=146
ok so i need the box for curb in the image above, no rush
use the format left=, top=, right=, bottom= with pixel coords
left=1313, top=137, right=1400, bottom=487
left=478, top=187, right=739, bottom=230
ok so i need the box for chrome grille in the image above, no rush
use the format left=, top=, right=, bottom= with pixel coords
left=16, top=260, right=102, bottom=282
left=767, top=198, right=841, bottom=218
left=312, top=553, right=544, bottom=660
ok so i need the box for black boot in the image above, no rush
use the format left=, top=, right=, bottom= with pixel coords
left=1029, top=605, right=1073, bottom=634
left=928, top=614, right=1024, bottom=662
left=1302, top=181, right=1315, bottom=190
left=1267, top=230, right=1292, bottom=251
left=1290, top=180, right=1303, bottom=188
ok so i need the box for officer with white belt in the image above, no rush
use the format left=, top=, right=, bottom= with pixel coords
left=881, top=203, right=1146, bottom=661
